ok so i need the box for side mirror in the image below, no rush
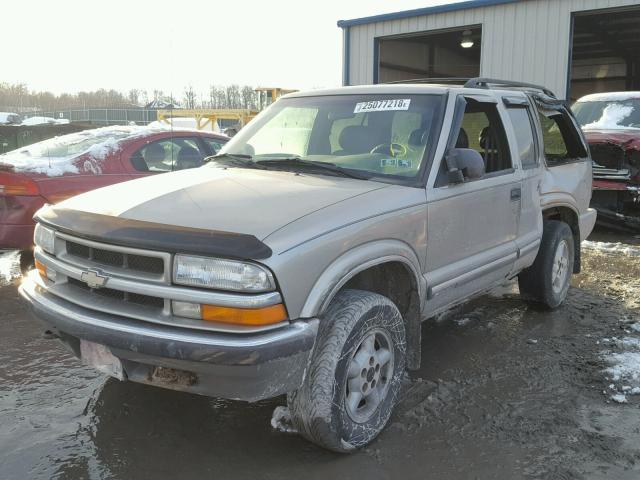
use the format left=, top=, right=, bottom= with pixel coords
left=446, top=148, right=485, bottom=183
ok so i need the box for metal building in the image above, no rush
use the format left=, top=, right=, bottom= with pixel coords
left=338, top=0, right=640, bottom=100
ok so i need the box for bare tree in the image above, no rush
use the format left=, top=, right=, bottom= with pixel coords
left=128, top=89, right=141, bottom=105
left=183, top=85, right=197, bottom=109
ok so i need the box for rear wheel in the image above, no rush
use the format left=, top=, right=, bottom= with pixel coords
left=518, top=220, right=574, bottom=309
left=288, top=289, right=406, bottom=452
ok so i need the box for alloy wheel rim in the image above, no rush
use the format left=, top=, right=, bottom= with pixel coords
left=344, top=329, right=394, bottom=423
left=551, top=239, right=570, bottom=294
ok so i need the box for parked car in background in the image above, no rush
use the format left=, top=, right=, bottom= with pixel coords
left=0, top=126, right=228, bottom=257
left=0, top=112, right=21, bottom=125
left=573, top=92, right=640, bottom=231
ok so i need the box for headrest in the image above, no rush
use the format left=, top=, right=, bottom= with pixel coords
left=338, top=125, right=375, bottom=154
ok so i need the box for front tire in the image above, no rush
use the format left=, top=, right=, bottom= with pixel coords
left=518, top=220, right=575, bottom=309
left=288, top=289, right=406, bottom=452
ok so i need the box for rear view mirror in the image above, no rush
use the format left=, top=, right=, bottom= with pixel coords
left=446, top=148, right=485, bottom=183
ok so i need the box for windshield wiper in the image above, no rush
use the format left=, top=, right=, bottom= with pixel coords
left=207, top=152, right=258, bottom=167
left=256, top=157, right=370, bottom=180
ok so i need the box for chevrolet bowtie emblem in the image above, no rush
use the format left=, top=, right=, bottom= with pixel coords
left=80, top=269, right=109, bottom=289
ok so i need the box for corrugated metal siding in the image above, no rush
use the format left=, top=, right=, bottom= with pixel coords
left=346, top=0, right=640, bottom=98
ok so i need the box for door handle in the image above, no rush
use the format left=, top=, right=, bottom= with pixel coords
left=510, top=187, right=521, bottom=201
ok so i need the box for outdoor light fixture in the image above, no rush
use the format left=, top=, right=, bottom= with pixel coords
left=460, top=30, right=474, bottom=48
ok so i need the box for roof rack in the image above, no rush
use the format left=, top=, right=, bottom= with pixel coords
left=382, top=77, right=556, bottom=98
left=464, top=78, right=556, bottom=98
left=383, top=77, right=470, bottom=85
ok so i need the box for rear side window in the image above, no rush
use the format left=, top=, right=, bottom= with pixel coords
left=131, top=138, right=206, bottom=172
left=506, top=107, right=537, bottom=168
left=536, top=107, right=588, bottom=166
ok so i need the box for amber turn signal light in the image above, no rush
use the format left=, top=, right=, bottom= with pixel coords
left=35, top=259, right=47, bottom=278
left=201, top=303, right=287, bottom=326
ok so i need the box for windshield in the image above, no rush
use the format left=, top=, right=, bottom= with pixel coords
left=217, top=94, right=445, bottom=182
left=573, top=98, right=640, bottom=130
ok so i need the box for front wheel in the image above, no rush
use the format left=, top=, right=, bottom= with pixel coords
left=288, top=289, right=406, bottom=452
left=518, top=220, right=575, bottom=309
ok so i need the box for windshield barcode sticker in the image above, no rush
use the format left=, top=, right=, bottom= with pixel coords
left=354, top=99, right=411, bottom=113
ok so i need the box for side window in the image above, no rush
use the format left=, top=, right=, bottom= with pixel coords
left=536, top=108, right=588, bottom=166
left=203, top=138, right=225, bottom=155
left=131, top=138, right=206, bottom=173
left=506, top=107, right=537, bottom=168
left=458, top=101, right=512, bottom=175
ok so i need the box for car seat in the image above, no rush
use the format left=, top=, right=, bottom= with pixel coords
left=334, top=126, right=377, bottom=155
left=143, top=143, right=166, bottom=169
left=408, top=129, right=427, bottom=147
left=455, top=128, right=469, bottom=148
left=176, top=146, right=203, bottom=170
left=479, top=126, right=500, bottom=172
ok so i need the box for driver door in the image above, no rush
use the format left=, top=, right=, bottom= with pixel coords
left=424, top=94, right=520, bottom=313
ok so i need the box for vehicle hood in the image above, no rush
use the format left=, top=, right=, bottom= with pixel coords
left=57, top=166, right=389, bottom=239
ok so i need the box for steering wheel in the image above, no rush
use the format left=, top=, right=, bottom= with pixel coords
left=369, top=143, right=407, bottom=157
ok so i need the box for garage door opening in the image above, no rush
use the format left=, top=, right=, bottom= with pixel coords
left=570, top=7, right=640, bottom=100
left=375, top=26, right=481, bottom=84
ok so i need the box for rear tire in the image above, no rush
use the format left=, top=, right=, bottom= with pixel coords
left=518, top=220, right=574, bottom=309
left=288, top=289, right=406, bottom=452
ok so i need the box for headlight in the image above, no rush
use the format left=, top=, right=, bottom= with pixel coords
left=173, top=255, right=275, bottom=292
left=34, top=223, right=55, bottom=254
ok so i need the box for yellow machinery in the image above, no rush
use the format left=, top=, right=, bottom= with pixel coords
left=156, top=87, right=297, bottom=132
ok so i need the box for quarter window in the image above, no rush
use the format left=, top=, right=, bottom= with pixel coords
left=536, top=107, right=588, bottom=166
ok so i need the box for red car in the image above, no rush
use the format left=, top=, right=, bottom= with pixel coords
left=573, top=92, right=640, bottom=231
left=0, top=126, right=228, bottom=254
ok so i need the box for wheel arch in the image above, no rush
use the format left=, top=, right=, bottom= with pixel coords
left=299, top=240, right=424, bottom=370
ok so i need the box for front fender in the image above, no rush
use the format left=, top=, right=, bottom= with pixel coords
left=299, top=239, right=424, bottom=318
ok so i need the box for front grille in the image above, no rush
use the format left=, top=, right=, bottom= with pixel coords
left=68, top=277, right=164, bottom=309
left=66, top=240, right=164, bottom=275
left=590, top=143, right=626, bottom=170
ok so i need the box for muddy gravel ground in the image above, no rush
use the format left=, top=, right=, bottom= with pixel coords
left=1, top=229, right=640, bottom=480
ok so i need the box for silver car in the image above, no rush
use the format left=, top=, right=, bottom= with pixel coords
left=20, top=79, right=597, bottom=452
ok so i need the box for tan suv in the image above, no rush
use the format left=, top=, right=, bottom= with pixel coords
left=21, top=78, right=596, bottom=452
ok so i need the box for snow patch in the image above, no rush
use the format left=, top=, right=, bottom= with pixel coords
left=603, top=333, right=640, bottom=403
left=582, top=240, right=640, bottom=257
left=583, top=104, right=636, bottom=130
left=21, top=116, right=69, bottom=126
left=270, top=406, right=297, bottom=434
left=611, top=394, right=628, bottom=404
left=0, top=250, right=21, bottom=286
left=605, top=351, right=640, bottom=382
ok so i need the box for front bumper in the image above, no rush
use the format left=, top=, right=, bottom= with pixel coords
left=19, top=276, right=318, bottom=402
